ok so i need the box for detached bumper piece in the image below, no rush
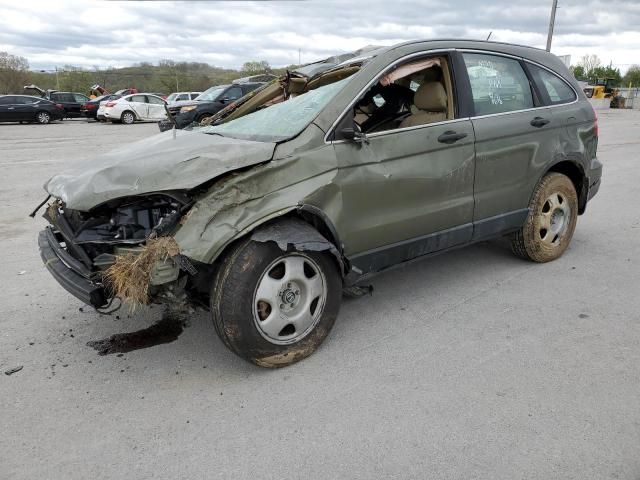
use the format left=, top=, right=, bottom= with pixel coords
left=38, top=228, right=108, bottom=308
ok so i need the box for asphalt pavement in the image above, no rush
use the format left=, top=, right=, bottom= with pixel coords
left=1, top=112, right=639, bottom=479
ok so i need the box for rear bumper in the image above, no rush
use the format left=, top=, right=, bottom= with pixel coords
left=38, top=228, right=108, bottom=308
left=587, top=157, right=603, bottom=201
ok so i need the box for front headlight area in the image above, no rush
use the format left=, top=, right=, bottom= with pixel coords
left=44, top=193, right=197, bottom=304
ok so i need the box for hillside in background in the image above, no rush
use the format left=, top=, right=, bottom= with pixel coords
left=1, top=53, right=293, bottom=95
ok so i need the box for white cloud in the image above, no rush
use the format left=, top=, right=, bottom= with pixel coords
left=0, top=0, right=638, bottom=72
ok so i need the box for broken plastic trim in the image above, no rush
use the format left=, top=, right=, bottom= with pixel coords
left=250, top=218, right=344, bottom=274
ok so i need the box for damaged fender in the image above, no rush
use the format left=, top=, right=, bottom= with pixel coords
left=172, top=125, right=346, bottom=269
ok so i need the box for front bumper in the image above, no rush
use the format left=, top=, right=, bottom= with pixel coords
left=38, top=228, right=108, bottom=308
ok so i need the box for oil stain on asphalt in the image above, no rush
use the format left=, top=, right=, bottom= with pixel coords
left=87, top=311, right=187, bottom=355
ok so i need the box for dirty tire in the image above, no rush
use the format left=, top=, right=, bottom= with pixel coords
left=121, top=111, right=135, bottom=124
left=211, top=239, right=342, bottom=368
left=197, top=113, right=212, bottom=125
left=510, top=172, right=578, bottom=262
left=36, top=111, right=51, bottom=124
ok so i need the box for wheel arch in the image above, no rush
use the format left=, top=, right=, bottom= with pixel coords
left=205, top=204, right=348, bottom=278
left=544, top=160, right=588, bottom=214
left=121, top=109, right=137, bottom=121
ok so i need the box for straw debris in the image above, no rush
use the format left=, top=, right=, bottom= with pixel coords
left=105, top=236, right=180, bottom=306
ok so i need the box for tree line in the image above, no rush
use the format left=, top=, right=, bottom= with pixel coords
left=570, top=54, right=640, bottom=87
left=0, top=52, right=294, bottom=95
left=3, top=50, right=640, bottom=96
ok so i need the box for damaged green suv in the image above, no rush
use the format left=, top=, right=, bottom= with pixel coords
left=36, top=40, right=601, bottom=367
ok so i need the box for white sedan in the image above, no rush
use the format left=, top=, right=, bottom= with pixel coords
left=102, top=94, right=168, bottom=124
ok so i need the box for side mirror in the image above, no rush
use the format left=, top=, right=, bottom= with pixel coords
left=219, top=97, right=230, bottom=104
left=340, top=125, right=369, bottom=145
left=340, top=127, right=356, bottom=140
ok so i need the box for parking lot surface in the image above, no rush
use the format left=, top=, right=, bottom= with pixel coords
left=1, top=113, right=639, bottom=479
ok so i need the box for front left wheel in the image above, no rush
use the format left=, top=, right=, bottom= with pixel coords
left=211, top=238, right=342, bottom=367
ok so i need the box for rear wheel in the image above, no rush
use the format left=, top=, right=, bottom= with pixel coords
left=36, top=111, right=51, bottom=124
left=121, top=111, right=135, bottom=124
left=211, top=238, right=342, bottom=367
left=510, top=172, right=578, bottom=262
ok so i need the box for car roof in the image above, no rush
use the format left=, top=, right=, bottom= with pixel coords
left=0, top=94, right=45, bottom=100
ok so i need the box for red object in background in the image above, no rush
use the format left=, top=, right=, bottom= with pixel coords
left=55, top=103, right=64, bottom=109
left=105, top=101, right=117, bottom=107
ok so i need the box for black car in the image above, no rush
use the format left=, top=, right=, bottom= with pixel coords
left=0, top=95, right=65, bottom=124
left=158, top=82, right=263, bottom=131
left=80, top=94, right=121, bottom=120
left=48, top=92, right=91, bottom=118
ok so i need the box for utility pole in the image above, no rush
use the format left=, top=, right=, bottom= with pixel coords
left=546, top=0, right=558, bottom=52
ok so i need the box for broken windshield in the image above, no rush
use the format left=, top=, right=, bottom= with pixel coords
left=202, top=77, right=350, bottom=142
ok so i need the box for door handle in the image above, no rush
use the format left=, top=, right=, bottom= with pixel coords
left=437, top=131, right=468, bottom=144
left=530, top=116, right=550, bottom=128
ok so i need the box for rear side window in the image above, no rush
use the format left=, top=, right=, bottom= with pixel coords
left=74, top=93, right=89, bottom=103
left=147, top=95, right=165, bottom=105
left=527, top=64, right=576, bottom=105
left=463, top=53, right=533, bottom=116
left=129, top=95, right=146, bottom=103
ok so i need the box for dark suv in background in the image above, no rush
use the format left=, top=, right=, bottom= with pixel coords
left=23, top=85, right=90, bottom=118
left=158, top=81, right=264, bottom=131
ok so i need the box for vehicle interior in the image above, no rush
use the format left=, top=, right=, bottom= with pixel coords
left=352, top=55, right=455, bottom=134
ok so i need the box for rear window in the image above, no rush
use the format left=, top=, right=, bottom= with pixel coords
left=463, top=53, right=534, bottom=116
left=527, top=64, right=577, bottom=105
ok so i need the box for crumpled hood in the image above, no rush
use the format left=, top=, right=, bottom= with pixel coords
left=45, top=129, right=276, bottom=211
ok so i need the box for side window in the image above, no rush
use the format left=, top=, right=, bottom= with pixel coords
left=176, top=94, right=187, bottom=101
left=73, top=94, right=89, bottom=103
left=349, top=55, right=452, bottom=134
left=0, top=96, right=15, bottom=105
left=130, top=95, right=146, bottom=103
left=147, top=95, right=165, bottom=105
left=463, top=53, right=533, bottom=116
left=224, top=87, right=243, bottom=100
left=190, top=93, right=200, bottom=99
left=527, top=64, right=576, bottom=105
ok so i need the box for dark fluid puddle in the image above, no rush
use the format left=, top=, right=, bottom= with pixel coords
left=87, top=312, right=187, bottom=355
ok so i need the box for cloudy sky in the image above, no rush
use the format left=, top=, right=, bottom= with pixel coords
left=0, top=0, right=638, bottom=72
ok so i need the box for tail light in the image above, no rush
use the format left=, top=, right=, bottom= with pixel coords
left=105, top=101, right=117, bottom=107
left=86, top=103, right=97, bottom=109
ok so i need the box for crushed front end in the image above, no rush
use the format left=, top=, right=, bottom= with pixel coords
left=37, top=194, right=196, bottom=309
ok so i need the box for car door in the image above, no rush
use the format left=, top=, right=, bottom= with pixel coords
left=128, top=95, right=149, bottom=119
left=146, top=95, right=167, bottom=120
left=329, top=53, right=476, bottom=274
left=0, top=96, right=18, bottom=121
left=15, top=96, right=38, bottom=121
left=72, top=94, right=89, bottom=115
left=460, top=51, right=556, bottom=240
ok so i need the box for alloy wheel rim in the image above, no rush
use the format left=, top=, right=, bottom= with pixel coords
left=537, top=192, right=571, bottom=246
left=252, top=254, right=327, bottom=345
left=38, top=112, right=49, bottom=123
left=123, top=113, right=134, bottom=123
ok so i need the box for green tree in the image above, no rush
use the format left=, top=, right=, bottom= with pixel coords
left=579, top=54, right=601, bottom=77
left=0, top=51, right=30, bottom=94
left=241, top=60, right=272, bottom=75
left=570, top=65, right=585, bottom=80
left=589, top=63, right=622, bottom=86
left=622, top=65, right=640, bottom=87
